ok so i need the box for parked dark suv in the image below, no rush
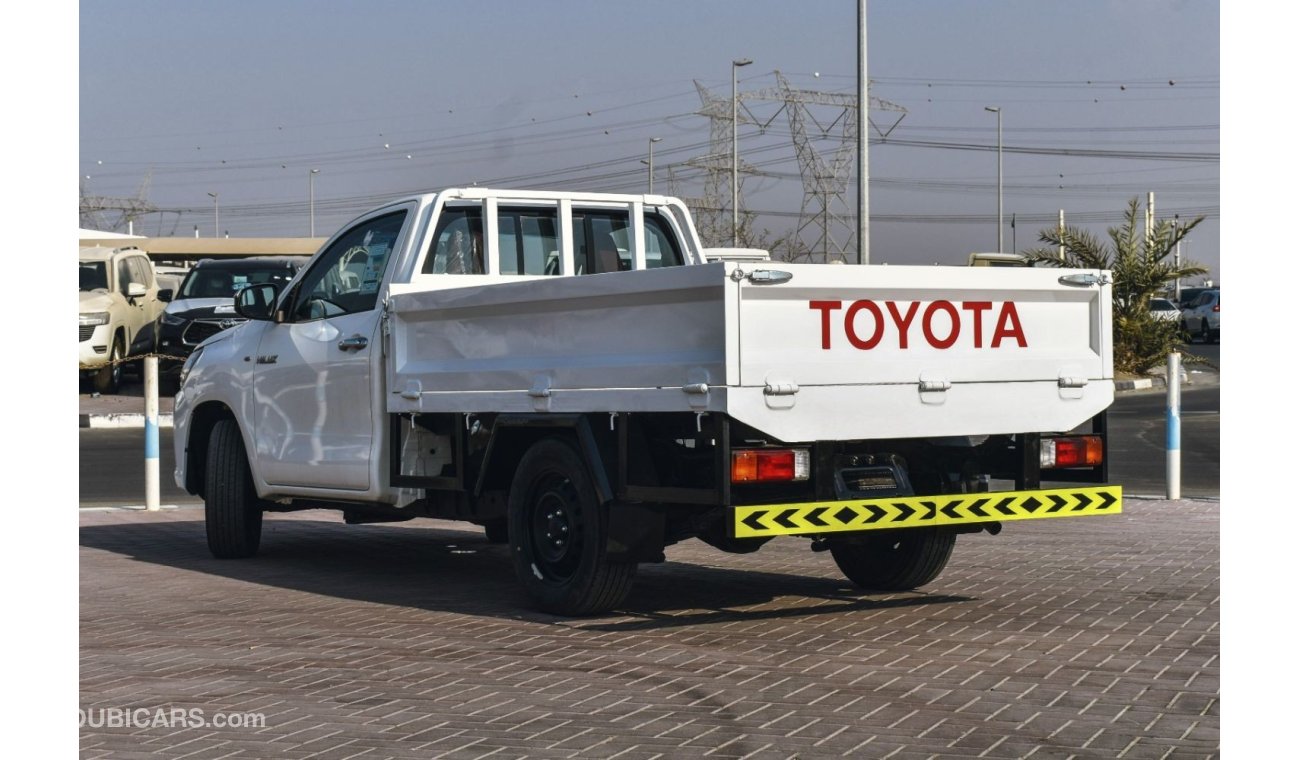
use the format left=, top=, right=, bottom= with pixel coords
left=130, top=257, right=304, bottom=390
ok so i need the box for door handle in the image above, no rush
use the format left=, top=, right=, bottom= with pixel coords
left=337, top=334, right=368, bottom=352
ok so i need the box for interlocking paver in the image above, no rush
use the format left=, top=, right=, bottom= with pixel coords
left=81, top=498, right=1218, bottom=757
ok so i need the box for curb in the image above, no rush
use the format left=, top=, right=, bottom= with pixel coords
left=1116, top=370, right=1218, bottom=394
left=80, top=413, right=174, bottom=429
left=1115, top=378, right=1154, bottom=391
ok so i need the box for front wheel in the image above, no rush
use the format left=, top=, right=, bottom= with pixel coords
left=93, top=335, right=124, bottom=395
left=204, top=419, right=263, bottom=559
left=829, top=528, right=956, bottom=591
left=507, top=438, right=636, bottom=615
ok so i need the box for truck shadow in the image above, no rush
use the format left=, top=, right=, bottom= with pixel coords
left=79, top=514, right=972, bottom=629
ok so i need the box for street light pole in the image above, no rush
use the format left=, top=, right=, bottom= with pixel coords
left=732, top=57, right=752, bottom=247
left=309, top=168, right=320, bottom=237
left=1173, top=213, right=1182, bottom=303
left=984, top=106, right=1002, bottom=252
left=858, top=0, right=869, bottom=264
left=647, top=138, right=661, bottom=193
left=207, top=192, right=219, bottom=238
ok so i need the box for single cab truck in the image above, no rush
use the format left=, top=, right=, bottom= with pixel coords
left=174, top=188, right=1121, bottom=615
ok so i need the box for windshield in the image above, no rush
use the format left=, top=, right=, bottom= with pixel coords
left=178, top=266, right=297, bottom=299
left=79, top=262, right=108, bottom=291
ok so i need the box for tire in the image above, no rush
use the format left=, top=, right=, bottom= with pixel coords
left=507, top=438, right=636, bottom=615
left=93, top=334, right=124, bottom=395
left=204, top=419, right=263, bottom=559
left=1200, top=319, right=1212, bottom=345
left=829, top=528, right=956, bottom=591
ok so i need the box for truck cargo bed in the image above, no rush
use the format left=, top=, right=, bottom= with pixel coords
left=386, top=261, right=1113, bottom=441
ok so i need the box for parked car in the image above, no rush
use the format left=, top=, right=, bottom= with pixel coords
left=130, top=257, right=305, bottom=390
left=1179, top=288, right=1219, bottom=343
left=1148, top=297, right=1181, bottom=323
left=79, top=246, right=164, bottom=394
left=1176, top=286, right=1213, bottom=310
left=152, top=263, right=191, bottom=294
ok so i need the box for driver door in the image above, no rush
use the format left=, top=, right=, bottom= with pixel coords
left=253, top=207, right=411, bottom=490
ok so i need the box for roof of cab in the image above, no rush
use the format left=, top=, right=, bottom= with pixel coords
left=188, top=256, right=307, bottom=270
left=79, top=245, right=143, bottom=261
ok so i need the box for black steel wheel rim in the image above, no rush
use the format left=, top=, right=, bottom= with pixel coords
left=528, top=474, right=583, bottom=583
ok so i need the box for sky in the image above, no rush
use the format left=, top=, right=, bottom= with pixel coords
left=77, top=0, right=1221, bottom=280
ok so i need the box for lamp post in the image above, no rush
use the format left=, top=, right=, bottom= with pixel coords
left=309, top=168, right=320, bottom=237
left=858, top=0, right=868, bottom=264
left=732, top=57, right=752, bottom=247
left=647, top=138, right=662, bottom=192
left=207, top=192, right=219, bottom=238
left=1173, top=214, right=1182, bottom=303
left=984, top=106, right=1003, bottom=252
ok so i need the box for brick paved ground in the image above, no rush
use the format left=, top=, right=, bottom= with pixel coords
left=80, top=498, right=1219, bottom=759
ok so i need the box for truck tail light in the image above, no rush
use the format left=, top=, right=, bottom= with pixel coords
left=1040, top=435, right=1104, bottom=469
left=732, top=449, right=810, bottom=483
left=1212, top=304, right=1219, bottom=312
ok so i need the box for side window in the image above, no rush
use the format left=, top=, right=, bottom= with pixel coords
left=128, top=256, right=154, bottom=288
left=644, top=214, right=684, bottom=269
left=573, top=210, right=630, bottom=275
left=289, top=210, right=407, bottom=321
left=498, top=207, right=560, bottom=275
left=424, top=205, right=484, bottom=274
left=116, top=259, right=133, bottom=295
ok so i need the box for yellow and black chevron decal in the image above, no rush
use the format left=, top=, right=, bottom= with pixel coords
left=732, top=485, right=1122, bottom=538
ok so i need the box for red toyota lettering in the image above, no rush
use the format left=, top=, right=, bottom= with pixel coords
left=961, top=301, right=992, bottom=348
left=885, top=301, right=920, bottom=348
left=921, top=300, right=960, bottom=349
left=844, top=300, right=884, bottom=349
left=991, top=301, right=1027, bottom=347
left=809, top=300, right=842, bottom=349
left=810, top=299, right=1027, bottom=350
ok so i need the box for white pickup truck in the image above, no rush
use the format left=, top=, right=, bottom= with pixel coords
left=174, top=188, right=1121, bottom=615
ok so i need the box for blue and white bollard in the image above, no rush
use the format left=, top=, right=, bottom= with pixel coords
left=145, top=356, right=160, bottom=511
left=1166, top=352, right=1181, bottom=500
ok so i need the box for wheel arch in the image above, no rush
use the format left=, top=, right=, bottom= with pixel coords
left=474, top=415, right=614, bottom=504
left=184, top=400, right=238, bottom=497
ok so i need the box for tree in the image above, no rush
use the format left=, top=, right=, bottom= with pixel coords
left=1023, top=198, right=1208, bottom=375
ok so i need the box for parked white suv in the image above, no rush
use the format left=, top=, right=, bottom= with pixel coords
left=1179, top=288, right=1220, bottom=344
left=79, top=246, right=164, bottom=393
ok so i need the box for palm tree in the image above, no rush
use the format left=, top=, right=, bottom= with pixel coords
left=1024, top=198, right=1209, bottom=374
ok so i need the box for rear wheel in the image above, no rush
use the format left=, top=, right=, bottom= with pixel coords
left=1201, top=319, right=1219, bottom=344
left=93, top=334, right=124, bottom=395
left=507, top=438, right=636, bottom=615
left=204, top=419, right=263, bottom=559
left=830, top=528, right=956, bottom=591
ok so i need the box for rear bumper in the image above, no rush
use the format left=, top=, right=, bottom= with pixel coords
left=732, top=485, right=1121, bottom=538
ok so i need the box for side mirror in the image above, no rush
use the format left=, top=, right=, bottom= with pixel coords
left=158, top=288, right=173, bottom=303
left=127, top=282, right=147, bottom=299
left=235, top=283, right=280, bottom=321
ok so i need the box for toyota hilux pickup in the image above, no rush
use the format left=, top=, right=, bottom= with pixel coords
left=174, top=188, right=1120, bottom=615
